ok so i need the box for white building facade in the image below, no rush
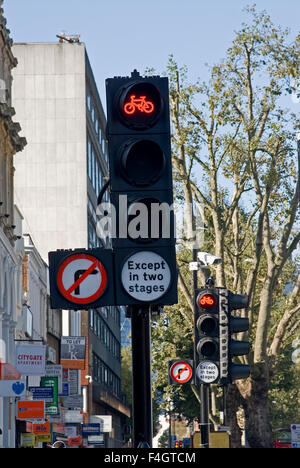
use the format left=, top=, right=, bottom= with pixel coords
left=0, top=1, right=26, bottom=448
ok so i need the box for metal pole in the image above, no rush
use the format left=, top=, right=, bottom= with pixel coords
left=192, top=246, right=210, bottom=447
left=130, top=305, right=153, bottom=448
left=200, top=384, right=210, bottom=448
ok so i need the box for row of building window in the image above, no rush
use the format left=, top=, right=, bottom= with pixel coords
left=92, top=305, right=120, bottom=326
left=88, top=219, right=101, bottom=249
left=86, top=88, right=108, bottom=162
left=87, top=197, right=100, bottom=248
left=89, top=308, right=121, bottom=361
left=92, top=352, right=121, bottom=398
left=87, top=134, right=106, bottom=199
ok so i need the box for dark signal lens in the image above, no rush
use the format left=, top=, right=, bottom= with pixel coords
left=121, top=140, right=165, bottom=185
left=197, top=315, right=217, bottom=334
left=197, top=339, right=218, bottom=357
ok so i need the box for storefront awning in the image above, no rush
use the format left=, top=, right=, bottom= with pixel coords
left=0, top=361, right=21, bottom=380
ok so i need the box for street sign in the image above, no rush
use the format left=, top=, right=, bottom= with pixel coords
left=87, top=434, right=104, bottom=446
left=82, top=423, right=101, bottom=436
left=28, top=386, right=54, bottom=402
left=57, top=253, right=107, bottom=304
left=0, top=379, right=26, bottom=397
left=120, top=250, right=171, bottom=302
left=60, top=336, right=86, bottom=369
left=169, top=360, right=194, bottom=385
left=90, top=415, right=112, bottom=432
left=17, top=400, right=45, bottom=421
left=291, top=424, right=300, bottom=448
left=49, top=248, right=115, bottom=309
left=196, top=361, right=219, bottom=384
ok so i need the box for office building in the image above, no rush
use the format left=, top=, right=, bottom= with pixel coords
left=12, top=39, right=129, bottom=447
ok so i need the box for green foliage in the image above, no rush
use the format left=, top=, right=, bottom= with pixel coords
left=269, top=349, right=300, bottom=428
left=150, top=4, right=300, bottom=444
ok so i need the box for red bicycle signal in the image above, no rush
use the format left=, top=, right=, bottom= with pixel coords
left=123, top=95, right=155, bottom=115
left=118, top=81, right=162, bottom=129
left=198, top=293, right=216, bottom=309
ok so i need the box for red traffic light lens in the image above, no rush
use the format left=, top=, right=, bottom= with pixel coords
left=198, top=293, right=216, bottom=309
left=119, top=82, right=162, bottom=129
left=123, top=95, right=155, bottom=115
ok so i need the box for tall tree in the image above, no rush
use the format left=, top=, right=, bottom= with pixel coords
left=161, top=6, right=300, bottom=448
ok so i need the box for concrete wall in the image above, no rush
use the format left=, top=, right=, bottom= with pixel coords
left=12, top=42, right=88, bottom=263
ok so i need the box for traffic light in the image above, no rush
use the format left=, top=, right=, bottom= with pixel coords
left=105, top=70, right=177, bottom=306
left=194, top=287, right=250, bottom=385
left=219, top=288, right=250, bottom=384
left=194, top=288, right=220, bottom=384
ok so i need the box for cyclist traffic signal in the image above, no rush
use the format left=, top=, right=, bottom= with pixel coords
left=194, top=288, right=220, bottom=384
left=105, top=70, right=177, bottom=306
left=194, top=287, right=250, bottom=385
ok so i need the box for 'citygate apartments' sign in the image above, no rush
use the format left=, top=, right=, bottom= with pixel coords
left=15, top=345, right=46, bottom=376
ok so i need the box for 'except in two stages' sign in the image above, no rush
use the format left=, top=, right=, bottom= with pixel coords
left=48, top=249, right=115, bottom=310
left=196, top=361, right=219, bottom=384
left=121, top=251, right=171, bottom=302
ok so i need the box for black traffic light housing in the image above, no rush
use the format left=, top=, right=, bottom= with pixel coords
left=194, top=287, right=250, bottom=385
left=219, top=289, right=250, bottom=384
left=105, top=70, right=177, bottom=306
left=194, top=288, right=220, bottom=384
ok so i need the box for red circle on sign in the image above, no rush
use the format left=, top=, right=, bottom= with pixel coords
left=170, top=361, right=193, bottom=384
left=56, top=253, right=107, bottom=305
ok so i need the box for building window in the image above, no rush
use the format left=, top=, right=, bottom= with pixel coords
left=92, top=352, right=121, bottom=398
left=89, top=309, right=121, bottom=361
left=87, top=134, right=106, bottom=199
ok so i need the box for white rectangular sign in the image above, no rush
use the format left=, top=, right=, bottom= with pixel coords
left=0, top=379, right=26, bottom=397
left=64, top=410, right=84, bottom=423
left=291, top=424, right=300, bottom=448
left=16, top=344, right=46, bottom=376
left=90, top=415, right=112, bottom=432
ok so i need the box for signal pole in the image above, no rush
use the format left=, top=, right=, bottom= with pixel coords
left=129, top=305, right=153, bottom=448
left=191, top=251, right=210, bottom=448
left=200, top=384, right=210, bottom=448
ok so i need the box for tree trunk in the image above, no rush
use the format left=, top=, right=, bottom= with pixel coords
left=243, top=368, right=273, bottom=448
left=226, top=384, right=242, bottom=448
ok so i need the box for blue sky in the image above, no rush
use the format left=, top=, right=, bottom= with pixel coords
left=4, top=0, right=300, bottom=108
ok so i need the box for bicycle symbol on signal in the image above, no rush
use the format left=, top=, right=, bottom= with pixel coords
left=123, top=95, right=155, bottom=115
